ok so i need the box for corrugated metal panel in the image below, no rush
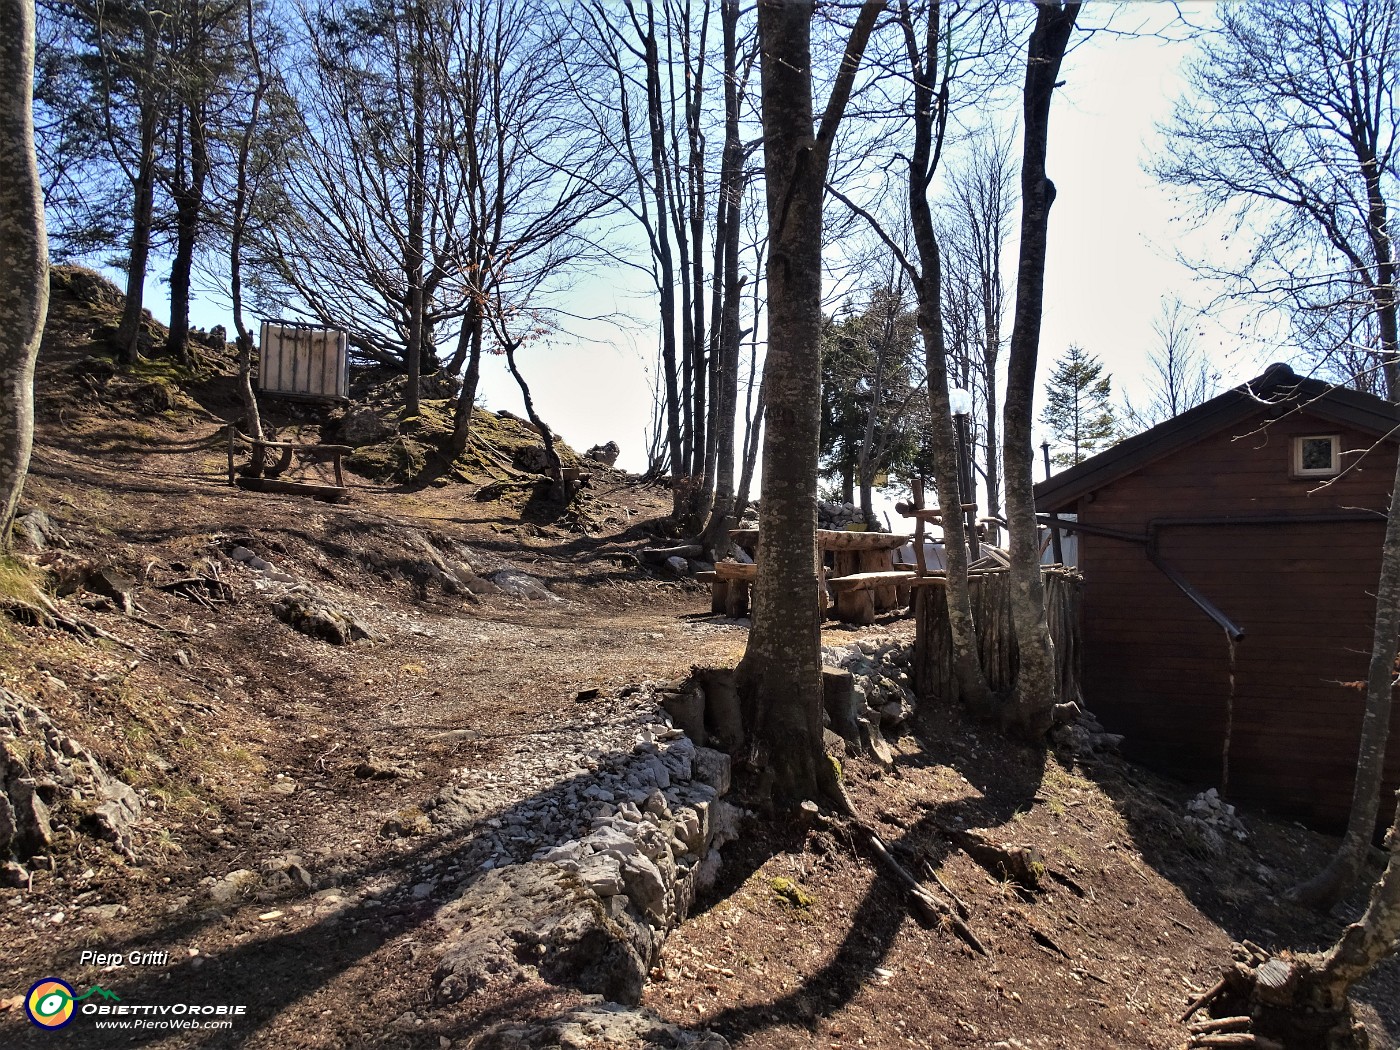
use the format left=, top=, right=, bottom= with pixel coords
left=257, top=322, right=348, bottom=401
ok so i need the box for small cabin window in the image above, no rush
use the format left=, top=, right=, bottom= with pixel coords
left=1292, top=434, right=1340, bottom=477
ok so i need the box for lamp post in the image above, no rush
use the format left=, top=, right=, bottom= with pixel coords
left=948, top=388, right=979, bottom=562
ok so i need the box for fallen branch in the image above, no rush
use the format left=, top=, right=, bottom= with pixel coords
left=159, top=577, right=233, bottom=603
left=1180, top=976, right=1229, bottom=1022
left=1188, top=1035, right=1282, bottom=1050
left=1025, top=920, right=1069, bottom=957
left=938, top=825, right=1047, bottom=893
left=1189, top=1017, right=1252, bottom=1035
left=2, top=594, right=150, bottom=656
left=925, top=863, right=971, bottom=920
left=1047, top=868, right=1090, bottom=899
left=858, top=825, right=986, bottom=955
left=640, top=544, right=704, bottom=562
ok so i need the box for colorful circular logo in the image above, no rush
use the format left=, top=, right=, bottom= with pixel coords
left=25, top=978, right=76, bottom=1029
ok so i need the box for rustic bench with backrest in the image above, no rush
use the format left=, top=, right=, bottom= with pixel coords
left=226, top=425, right=351, bottom=502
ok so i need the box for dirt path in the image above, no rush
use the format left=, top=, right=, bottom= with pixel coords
left=2, top=308, right=1396, bottom=1048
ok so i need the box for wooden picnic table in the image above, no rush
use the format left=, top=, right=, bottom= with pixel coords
left=729, top=528, right=911, bottom=572
left=726, top=528, right=914, bottom=621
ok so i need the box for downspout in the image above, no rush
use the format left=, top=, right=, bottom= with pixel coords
left=1033, top=513, right=1246, bottom=639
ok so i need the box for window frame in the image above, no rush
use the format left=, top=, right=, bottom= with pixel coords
left=1291, top=434, right=1341, bottom=478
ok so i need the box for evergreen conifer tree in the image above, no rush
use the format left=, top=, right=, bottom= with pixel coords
left=1040, top=344, right=1117, bottom=467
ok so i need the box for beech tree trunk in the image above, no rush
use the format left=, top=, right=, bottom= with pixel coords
left=698, top=0, right=746, bottom=557
left=896, top=2, right=994, bottom=713
left=115, top=10, right=162, bottom=367
left=1216, top=794, right=1400, bottom=1048
left=168, top=110, right=209, bottom=364
left=735, top=374, right=764, bottom=515
left=1292, top=385, right=1400, bottom=907
left=1001, top=1, right=1079, bottom=739
left=449, top=308, right=483, bottom=455
left=1291, top=61, right=1400, bottom=908
left=402, top=0, right=428, bottom=421
left=735, top=0, right=883, bottom=808
left=228, top=0, right=265, bottom=442
left=503, top=341, right=564, bottom=500
left=1310, top=792, right=1400, bottom=989
left=166, top=5, right=210, bottom=366
left=0, top=0, right=46, bottom=544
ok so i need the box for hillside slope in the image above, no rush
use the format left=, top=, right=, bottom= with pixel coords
left=0, top=274, right=1393, bottom=1049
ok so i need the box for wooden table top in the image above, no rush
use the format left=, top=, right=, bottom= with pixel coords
left=729, top=528, right=912, bottom=552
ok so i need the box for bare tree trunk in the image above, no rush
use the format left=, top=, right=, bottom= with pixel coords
left=1293, top=362, right=1400, bottom=909
left=403, top=0, right=428, bottom=421
left=1216, top=793, right=1400, bottom=1048
left=698, top=0, right=745, bottom=556
left=503, top=340, right=564, bottom=500
left=115, top=8, right=162, bottom=367
left=686, top=1, right=709, bottom=509
left=167, top=23, right=209, bottom=366
left=983, top=329, right=1000, bottom=532
left=166, top=3, right=210, bottom=365
left=632, top=1, right=685, bottom=511
left=855, top=324, right=885, bottom=526
left=228, top=0, right=266, bottom=442
left=0, top=0, right=46, bottom=544
left=1292, top=107, right=1400, bottom=908
left=449, top=308, right=483, bottom=455
left=1001, top=0, right=1079, bottom=739
left=736, top=0, right=882, bottom=809
left=735, top=375, right=764, bottom=514
left=897, top=0, right=993, bottom=711
left=1313, top=790, right=1400, bottom=989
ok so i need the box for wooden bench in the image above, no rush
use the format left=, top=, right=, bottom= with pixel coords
left=227, top=425, right=351, bottom=502
left=826, top=570, right=916, bottom=625
left=699, top=561, right=758, bottom=617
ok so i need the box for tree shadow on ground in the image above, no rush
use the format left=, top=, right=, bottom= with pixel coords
left=1079, top=750, right=1400, bottom=1043
left=7, top=706, right=698, bottom=1048
left=691, top=713, right=1048, bottom=1046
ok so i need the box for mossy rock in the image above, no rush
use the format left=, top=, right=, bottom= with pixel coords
left=770, top=877, right=814, bottom=910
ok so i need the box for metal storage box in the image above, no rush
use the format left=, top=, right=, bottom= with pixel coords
left=258, top=320, right=348, bottom=402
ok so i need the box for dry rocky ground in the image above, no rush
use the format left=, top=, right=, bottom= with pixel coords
left=0, top=271, right=1396, bottom=1049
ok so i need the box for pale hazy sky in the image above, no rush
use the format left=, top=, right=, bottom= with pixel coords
left=158, top=4, right=1267, bottom=490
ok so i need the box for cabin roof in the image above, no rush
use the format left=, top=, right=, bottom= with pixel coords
left=1034, top=363, right=1400, bottom=512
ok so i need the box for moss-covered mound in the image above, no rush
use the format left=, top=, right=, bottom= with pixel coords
left=334, top=372, right=582, bottom=487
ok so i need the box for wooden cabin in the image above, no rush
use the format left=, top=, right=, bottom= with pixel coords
left=1035, top=363, right=1400, bottom=831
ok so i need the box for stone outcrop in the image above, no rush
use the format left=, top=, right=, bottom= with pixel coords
left=822, top=638, right=917, bottom=734
left=487, top=569, right=559, bottom=602
left=817, top=499, right=876, bottom=531
left=0, top=688, right=142, bottom=868
left=339, top=406, right=397, bottom=447
left=272, top=587, right=380, bottom=645
left=584, top=442, right=620, bottom=467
